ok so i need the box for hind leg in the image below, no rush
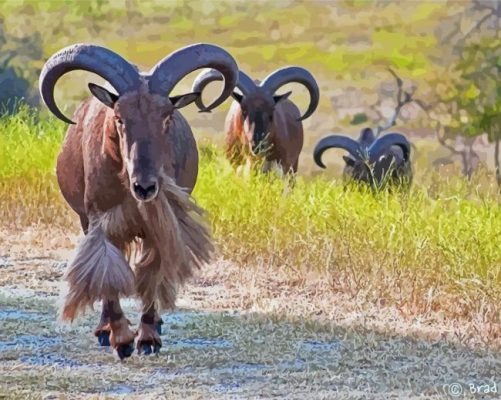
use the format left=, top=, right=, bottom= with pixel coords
left=76, top=212, right=104, bottom=344
left=136, top=303, right=163, bottom=355
left=94, top=301, right=111, bottom=346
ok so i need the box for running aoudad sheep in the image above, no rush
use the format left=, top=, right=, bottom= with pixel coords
left=39, top=43, right=239, bottom=358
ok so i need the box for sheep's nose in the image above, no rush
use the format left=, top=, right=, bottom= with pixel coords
left=132, top=178, right=159, bottom=202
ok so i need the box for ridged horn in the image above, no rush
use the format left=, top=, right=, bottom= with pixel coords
left=260, top=66, right=319, bottom=121
left=39, top=43, right=141, bottom=124
left=191, top=69, right=257, bottom=111
left=235, top=70, right=258, bottom=96
left=313, top=135, right=363, bottom=169
left=148, top=43, right=238, bottom=111
left=368, top=133, right=411, bottom=163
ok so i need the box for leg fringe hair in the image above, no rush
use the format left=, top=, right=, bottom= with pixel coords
left=61, top=226, right=135, bottom=321
left=137, top=173, right=214, bottom=311
left=60, top=172, right=213, bottom=320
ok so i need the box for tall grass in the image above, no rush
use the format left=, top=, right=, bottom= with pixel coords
left=0, top=106, right=71, bottom=227
left=0, top=107, right=500, bottom=334
left=195, top=146, right=500, bottom=326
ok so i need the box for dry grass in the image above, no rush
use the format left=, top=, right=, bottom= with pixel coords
left=0, top=226, right=499, bottom=351
left=0, top=230, right=499, bottom=399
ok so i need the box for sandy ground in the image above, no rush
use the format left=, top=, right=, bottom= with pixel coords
left=0, top=228, right=499, bottom=399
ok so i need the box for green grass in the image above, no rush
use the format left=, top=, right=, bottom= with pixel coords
left=0, top=107, right=499, bottom=328
left=0, top=107, right=70, bottom=227
left=0, top=106, right=65, bottom=179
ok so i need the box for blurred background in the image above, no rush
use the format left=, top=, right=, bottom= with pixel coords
left=0, top=0, right=499, bottom=182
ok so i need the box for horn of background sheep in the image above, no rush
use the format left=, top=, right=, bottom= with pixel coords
left=313, top=135, right=363, bottom=169
left=39, top=44, right=142, bottom=124
left=260, top=66, right=319, bottom=121
left=368, top=133, right=411, bottom=163
left=192, top=69, right=257, bottom=111
left=148, top=43, right=238, bottom=112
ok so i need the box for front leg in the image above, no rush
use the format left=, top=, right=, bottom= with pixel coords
left=106, top=297, right=136, bottom=359
left=134, top=238, right=164, bottom=355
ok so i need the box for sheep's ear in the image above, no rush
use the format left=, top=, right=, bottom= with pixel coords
left=273, top=91, right=292, bottom=104
left=231, top=91, right=244, bottom=103
left=170, top=92, right=200, bottom=109
left=343, top=155, right=355, bottom=167
left=88, top=83, right=118, bottom=108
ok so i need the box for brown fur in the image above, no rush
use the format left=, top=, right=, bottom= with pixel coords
left=136, top=172, right=213, bottom=311
left=109, top=316, right=136, bottom=348
left=61, top=174, right=213, bottom=320
left=224, top=92, right=303, bottom=174
left=57, top=83, right=213, bottom=325
left=136, top=321, right=161, bottom=352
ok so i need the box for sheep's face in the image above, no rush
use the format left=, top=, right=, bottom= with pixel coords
left=233, top=89, right=291, bottom=155
left=343, top=154, right=395, bottom=186
left=89, top=83, right=199, bottom=202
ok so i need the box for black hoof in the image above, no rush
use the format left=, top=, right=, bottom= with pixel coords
left=116, top=342, right=134, bottom=360
left=155, top=319, right=163, bottom=335
left=97, top=331, right=110, bottom=347
left=138, top=342, right=161, bottom=355
left=141, top=343, right=153, bottom=355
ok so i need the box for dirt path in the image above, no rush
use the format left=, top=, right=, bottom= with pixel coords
left=0, top=229, right=499, bottom=399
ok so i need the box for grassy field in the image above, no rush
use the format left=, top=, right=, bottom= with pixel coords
left=0, top=107, right=499, bottom=398
left=0, top=1, right=500, bottom=398
left=0, top=106, right=499, bottom=349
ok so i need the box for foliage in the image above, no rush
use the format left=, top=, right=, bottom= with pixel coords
left=0, top=105, right=65, bottom=178
left=457, top=37, right=501, bottom=142
left=0, top=1, right=461, bottom=107
left=0, top=19, right=42, bottom=113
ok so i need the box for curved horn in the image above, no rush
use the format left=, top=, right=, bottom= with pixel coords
left=313, top=135, right=363, bottom=169
left=191, top=69, right=223, bottom=111
left=236, top=70, right=258, bottom=96
left=191, top=70, right=257, bottom=111
left=260, top=66, right=319, bottom=121
left=39, top=44, right=141, bottom=124
left=368, top=133, right=411, bottom=163
left=148, top=43, right=238, bottom=111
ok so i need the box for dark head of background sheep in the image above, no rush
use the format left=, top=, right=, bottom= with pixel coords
left=192, top=67, right=319, bottom=174
left=314, top=128, right=413, bottom=188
